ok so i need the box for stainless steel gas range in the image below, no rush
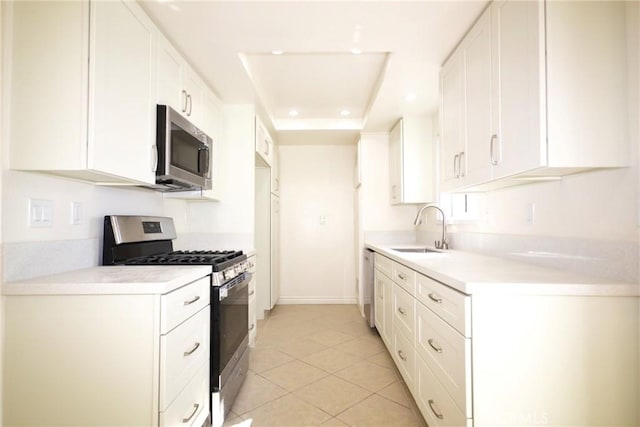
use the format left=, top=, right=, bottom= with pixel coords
left=102, top=215, right=250, bottom=423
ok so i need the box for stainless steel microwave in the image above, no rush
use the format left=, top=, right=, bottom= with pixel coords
left=151, top=104, right=212, bottom=192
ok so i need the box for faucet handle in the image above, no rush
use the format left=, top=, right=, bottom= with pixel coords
left=434, top=240, right=441, bottom=249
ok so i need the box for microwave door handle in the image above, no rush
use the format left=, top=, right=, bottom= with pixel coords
left=198, top=147, right=210, bottom=175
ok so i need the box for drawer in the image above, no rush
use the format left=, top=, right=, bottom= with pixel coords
left=416, top=302, right=471, bottom=416
left=416, top=273, right=471, bottom=337
left=416, top=354, right=470, bottom=427
left=393, top=325, right=416, bottom=392
left=393, top=285, right=415, bottom=342
left=160, top=306, right=210, bottom=409
left=160, top=361, right=209, bottom=427
left=374, top=253, right=393, bottom=278
left=392, top=262, right=417, bottom=295
left=161, top=276, right=210, bottom=334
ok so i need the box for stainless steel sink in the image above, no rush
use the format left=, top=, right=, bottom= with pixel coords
left=391, top=247, right=441, bottom=254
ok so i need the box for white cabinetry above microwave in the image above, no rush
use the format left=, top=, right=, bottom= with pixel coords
left=440, top=0, right=630, bottom=192
left=157, top=35, right=220, bottom=135
left=6, top=1, right=158, bottom=185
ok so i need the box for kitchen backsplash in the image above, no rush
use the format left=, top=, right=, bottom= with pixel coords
left=3, top=232, right=256, bottom=283
left=3, top=239, right=100, bottom=283
left=417, top=231, right=639, bottom=284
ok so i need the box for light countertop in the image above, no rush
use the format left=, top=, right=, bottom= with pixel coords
left=366, top=243, right=640, bottom=297
left=2, top=265, right=212, bottom=296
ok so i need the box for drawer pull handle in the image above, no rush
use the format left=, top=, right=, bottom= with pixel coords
left=183, top=295, right=201, bottom=306
left=397, top=350, right=407, bottom=361
left=428, top=293, right=442, bottom=304
left=249, top=323, right=255, bottom=331
left=249, top=290, right=255, bottom=296
left=398, top=307, right=406, bottom=315
left=428, top=399, right=444, bottom=420
left=397, top=273, right=407, bottom=280
left=428, top=339, right=443, bottom=353
left=183, top=342, right=201, bottom=357
left=182, top=403, right=200, bottom=423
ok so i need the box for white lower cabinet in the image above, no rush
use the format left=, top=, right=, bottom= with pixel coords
left=374, top=268, right=393, bottom=346
left=416, top=354, right=470, bottom=427
left=373, top=251, right=639, bottom=426
left=3, top=274, right=211, bottom=426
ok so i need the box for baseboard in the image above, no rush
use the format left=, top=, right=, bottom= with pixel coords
left=277, top=297, right=358, bottom=305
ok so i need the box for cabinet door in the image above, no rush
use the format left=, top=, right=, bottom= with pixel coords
left=270, top=195, right=280, bottom=309
left=255, top=118, right=273, bottom=166
left=439, top=53, right=464, bottom=191
left=491, top=0, right=545, bottom=179
left=157, top=35, right=186, bottom=114
left=461, top=7, right=493, bottom=186
left=388, top=119, right=402, bottom=204
left=89, top=0, right=157, bottom=184
left=183, top=67, right=204, bottom=125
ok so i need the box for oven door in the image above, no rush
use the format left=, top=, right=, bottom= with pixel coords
left=211, top=272, right=250, bottom=391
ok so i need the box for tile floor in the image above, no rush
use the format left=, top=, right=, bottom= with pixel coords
left=224, top=304, right=427, bottom=427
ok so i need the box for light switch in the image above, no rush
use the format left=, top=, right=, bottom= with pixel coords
left=71, top=201, right=82, bottom=225
left=29, top=199, right=53, bottom=227
left=319, top=215, right=327, bottom=225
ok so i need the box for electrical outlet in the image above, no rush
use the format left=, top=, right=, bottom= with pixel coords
left=29, top=199, right=53, bottom=227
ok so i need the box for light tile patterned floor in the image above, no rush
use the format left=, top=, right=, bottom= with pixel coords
left=224, top=304, right=427, bottom=427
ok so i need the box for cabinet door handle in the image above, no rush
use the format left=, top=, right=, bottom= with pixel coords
left=398, top=307, right=406, bottom=315
left=428, top=293, right=442, bottom=304
left=249, top=323, right=255, bottom=331
left=183, top=295, right=201, bottom=306
left=459, top=151, right=465, bottom=177
left=187, top=94, right=193, bottom=116
left=428, top=338, right=443, bottom=353
left=265, top=139, right=270, bottom=156
left=428, top=399, right=444, bottom=420
left=397, top=350, right=407, bottom=361
left=490, top=134, right=498, bottom=165
left=249, top=290, right=255, bottom=296
left=183, top=342, right=201, bottom=357
left=182, top=403, right=200, bottom=423
left=453, top=154, right=459, bottom=178
left=181, top=90, right=188, bottom=113
left=397, top=273, right=406, bottom=281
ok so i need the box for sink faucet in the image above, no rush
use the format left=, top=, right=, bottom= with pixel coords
left=414, top=204, right=449, bottom=250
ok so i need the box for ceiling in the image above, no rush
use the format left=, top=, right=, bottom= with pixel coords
left=139, top=0, right=488, bottom=145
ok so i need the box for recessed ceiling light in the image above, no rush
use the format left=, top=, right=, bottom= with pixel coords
left=340, top=110, right=351, bottom=116
left=405, top=93, right=417, bottom=102
left=350, top=48, right=362, bottom=55
left=288, top=110, right=299, bottom=117
left=271, top=50, right=284, bottom=55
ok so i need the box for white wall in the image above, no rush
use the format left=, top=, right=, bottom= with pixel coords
left=279, top=144, right=356, bottom=304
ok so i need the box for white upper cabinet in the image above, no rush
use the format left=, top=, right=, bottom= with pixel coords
left=157, top=35, right=215, bottom=134
left=389, top=117, right=435, bottom=204
left=7, top=1, right=158, bottom=185
left=440, top=0, right=630, bottom=192
left=255, top=116, right=274, bottom=167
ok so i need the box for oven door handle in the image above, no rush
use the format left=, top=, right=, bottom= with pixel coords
left=219, top=272, right=251, bottom=301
